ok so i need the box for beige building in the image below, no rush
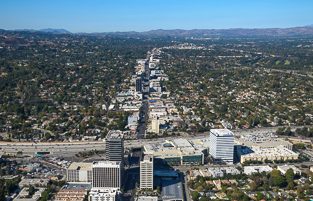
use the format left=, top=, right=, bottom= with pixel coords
left=240, top=146, right=299, bottom=163
left=67, top=162, right=92, bottom=183
left=151, top=118, right=160, bottom=134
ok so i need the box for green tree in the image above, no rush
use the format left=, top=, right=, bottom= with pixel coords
left=270, top=170, right=286, bottom=188
left=191, top=191, right=200, bottom=201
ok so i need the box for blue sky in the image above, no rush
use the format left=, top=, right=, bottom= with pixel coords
left=0, top=0, right=312, bottom=32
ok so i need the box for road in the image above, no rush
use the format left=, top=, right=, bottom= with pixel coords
left=0, top=134, right=207, bottom=156
left=0, top=126, right=308, bottom=157
left=136, top=58, right=150, bottom=139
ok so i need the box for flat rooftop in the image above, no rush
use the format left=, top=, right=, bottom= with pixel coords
left=106, top=130, right=124, bottom=139
left=67, top=162, right=92, bottom=171
left=210, top=129, right=234, bottom=137
left=93, top=161, right=121, bottom=167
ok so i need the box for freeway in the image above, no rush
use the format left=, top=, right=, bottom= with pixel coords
left=0, top=126, right=305, bottom=157
left=0, top=134, right=209, bottom=156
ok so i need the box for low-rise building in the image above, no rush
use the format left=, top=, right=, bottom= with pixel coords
left=244, top=165, right=273, bottom=175
left=88, top=188, right=119, bottom=201
left=54, top=189, right=87, bottom=201
left=143, top=138, right=205, bottom=166
left=277, top=164, right=301, bottom=175
left=239, top=146, right=299, bottom=163
left=14, top=187, right=45, bottom=201
left=207, top=167, right=240, bottom=178
left=136, top=196, right=158, bottom=201
left=19, top=178, right=49, bottom=188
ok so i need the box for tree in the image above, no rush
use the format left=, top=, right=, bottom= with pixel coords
left=270, top=170, right=286, bottom=188
left=0, top=179, right=5, bottom=201
left=285, top=168, right=295, bottom=183
left=191, top=191, right=200, bottom=201
left=28, top=185, right=36, bottom=196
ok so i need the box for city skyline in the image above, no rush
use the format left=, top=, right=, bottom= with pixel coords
left=0, top=0, right=313, bottom=32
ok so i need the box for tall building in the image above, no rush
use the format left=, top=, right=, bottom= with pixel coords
left=151, top=118, right=159, bottom=134
left=140, top=154, right=154, bottom=190
left=67, top=162, right=92, bottom=183
left=136, top=77, right=142, bottom=92
left=209, top=129, right=234, bottom=164
left=92, top=161, right=122, bottom=190
left=105, top=130, right=124, bottom=162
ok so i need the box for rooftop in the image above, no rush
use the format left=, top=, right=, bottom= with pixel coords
left=161, top=180, right=184, bottom=201
left=106, top=130, right=124, bottom=139
left=67, top=162, right=92, bottom=171
left=93, top=161, right=121, bottom=168
left=210, top=129, right=234, bottom=137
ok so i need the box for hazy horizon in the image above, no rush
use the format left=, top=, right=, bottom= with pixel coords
left=1, top=0, right=313, bottom=33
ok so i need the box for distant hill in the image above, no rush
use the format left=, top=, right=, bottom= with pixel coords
left=140, top=26, right=313, bottom=37
left=3, top=26, right=313, bottom=37
left=12, top=28, right=71, bottom=34
left=39, top=28, right=71, bottom=34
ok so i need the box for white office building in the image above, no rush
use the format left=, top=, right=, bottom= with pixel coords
left=140, top=154, right=154, bottom=190
left=92, top=161, right=121, bottom=190
left=209, top=129, right=234, bottom=164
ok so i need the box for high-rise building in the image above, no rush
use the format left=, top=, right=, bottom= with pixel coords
left=136, top=78, right=142, bottom=92
left=67, top=162, right=92, bottom=183
left=140, top=154, right=154, bottom=190
left=92, top=161, right=122, bottom=190
left=105, top=130, right=124, bottom=162
left=209, top=129, right=234, bottom=164
left=151, top=118, right=159, bottom=134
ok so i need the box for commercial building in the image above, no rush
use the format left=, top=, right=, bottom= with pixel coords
left=237, top=133, right=293, bottom=150
left=209, top=129, right=234, bottom=164
left=105, top=130, right=124, bottom=162
left=239, top=146, right=299, bottom=163
left=89, top=188, right=119, bottom=201
left=67, top=162, right=92, bottom=183
left=54, top=189, right=87, bottom=201
left=143, top=138, right=206, bottom=166
left=92, top=161, right=122, bottom=190
left=140, top=154, right=154, bottom=190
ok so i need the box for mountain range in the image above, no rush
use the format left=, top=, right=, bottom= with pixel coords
left=2, top=26, right=313, bottom=37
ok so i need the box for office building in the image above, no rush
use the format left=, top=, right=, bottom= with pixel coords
left=140, top=154, right=154, bottom=190
left=151, top=118, right=160, bottom=134
left=143, top=138, right=205, bottom=166
left=105, top=130, right=124, bottom=162
left=67, top=162, right=93, bottom=183
left=209, top=129, right=234, bottom=164
left=92, top=161, right=121, bottom=190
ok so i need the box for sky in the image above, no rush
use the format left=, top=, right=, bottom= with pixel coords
left=0, top=0, right=313, bottom=33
